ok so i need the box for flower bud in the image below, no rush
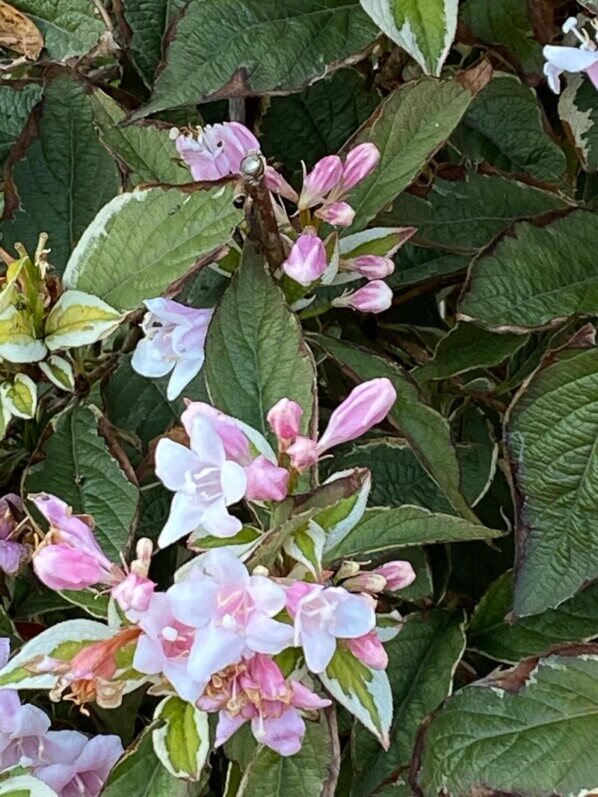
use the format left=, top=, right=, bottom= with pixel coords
left=264, top=166, right=299, bottom=202
left=112, top=572, right=155, bottom=613
left=33, top=545, right=108, bottom=591
left=287, top=435, right=319, bottom=471
left=343, top=572, right=387, bottom=594
left=332, top=280, right=393, bottom=313
left=299, top=155, right=343, bottom=209
left=245, top=456, right=289, bottom=502
left=317, top=378, right=396, bottom=454
left=315, top=201, right=355, bottom=228
left=339, top=143, right=380, bottom=192
left=345, top=631, right=388, bottom=670
left=346, top=255, right=395, bottom=280
left=335, top=560, right=361, bottom=581
left=267, top=398, right=303, bottom=446
left=374, top=560, right=416, bottom=591
left=282, top=230, right=327, bottom=286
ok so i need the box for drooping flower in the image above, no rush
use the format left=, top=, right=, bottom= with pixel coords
left=175, top=122, right=260, bottom=181
left=131, top=298, right=213, bottom=401
left=543, top=17, right=598, bottom=94
left=155, top=414, right=248, bottom=547
left=168, top=549, right=294, bottom=692
left=286, top=378, right=396, bottom=471
left=332, top=280, right=393, bottom=313
left=0, top=493, right=28, bottom=575
left=282, top=229, right=328, bottom=286
left=35, top=732, right=123, bottom=797
left=30, top=494, right=120, bottom=591
left=286, top=582, right=376, bottom=673
left=199, top=654, right=330, bottom=757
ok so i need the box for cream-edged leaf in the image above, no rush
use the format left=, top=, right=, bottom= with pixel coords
left=152, top=696, right=210, bottom=781
left=0, top=306, right=46, bottom=363
left=0, top=374, right=37, bottom=419
left=44, top=291, right=123, bottom=350
left=39, top=355, right=75, bottom=392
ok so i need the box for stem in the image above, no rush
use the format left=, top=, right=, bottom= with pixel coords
left=240, top=155, right=286, bottom=273
left=299, top=303, right=332, bottom=321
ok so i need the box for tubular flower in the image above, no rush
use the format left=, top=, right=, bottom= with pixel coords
left=282, top=229, right=328, bottom=286
left=331, top=280, right=393, bottom=314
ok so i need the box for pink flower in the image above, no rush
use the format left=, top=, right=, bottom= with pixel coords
left=337, top=143, right=380, bottom=192
left=345, top=631, right=388, bottom=670
left=0, top=494, right=28, bottom=576
left=168, top=549, right=294, bottom=692
left=30, top=494, right=118, bottom=591
left=245, top=455, right=289, bottom=502
left=199, top=654, right=330, bottom=756
left=155, top=414, right=248, bottom=547
left=332, top=280, right=393, bottom=313
left=543, top=18, right=598, bottom=94
left=375, top=560, right=416, bottom=591
left=132, top=298, right=213, bottom=401
left=315, top=201, right=355, bottom=228
left=286, top=583, right=375, bottom=673
left=264, top=166, right=299, bottom=202
left=282, top=229, right=327, bottom=286
left=267, top=398, right=303, bottom=447
left=286, top=435, right=318, bottom=470
left=298, top=155, right=343, bottom=209
left=344, top=255, right=395, bottom=280
left=181, top=401, right=251, bottom=465
left=175, top=122, right=260, bottom=181
left=35, top=732, right=123, bottom=797
left=111, top=572, right=155, bottom=613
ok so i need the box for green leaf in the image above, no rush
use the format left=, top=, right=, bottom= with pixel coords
left=237, top=716, right=335, bottom=796
left=324, top=505, right=503, bottom=563
left=0, top=83, right=41, bottom=166
left=25, top=403, right=138, bottom=562
left=152, top=696, right=209, bottom=781
left=2, top=74, right=120, bottom=274
left=343, top=70, right=488, bottom=233
left=390, top=244, right=469, bottom=288
left=469, top=572, right=598, bottom=664
left=459, top=210, right=598, bottom=330
left=63, top=185, right=242, bottom=311
left=452, top=76, right=567, bottom=181
left=131, top=0, right=378, bottom=119
left=559, top=74, right=598, bottom=172
left=10, top=0, right=107, bottom=60
left=418, top=649, right=598, bottom=796
left=119, top=0, right=186, bottom=86
left=459, top=0, right=543, bottom=73
left=414, top=323, right=526, bottom=381
left=359, top=0, right=457, bottom=76
left=90, top=89, right=188, bottom=185
left=102, top=725, right=192, bottom=797
left=352, top=610, right=466, bottom=795
left=44, top=290, right=123, bottom=350
left=0, top=619, right=113, bottom=689
left=311, top=334, right=478, bottom=521
left=382, top=172, right=568, bottom=253
left=507, top=348, right=598, bottom=616
left=0, top=775, right=57, bottom=796
left=261, top=69, right=378, bottom=174
left=320, top=645, right=392, bottom=747
left=205, top=243, right=316, bottom=437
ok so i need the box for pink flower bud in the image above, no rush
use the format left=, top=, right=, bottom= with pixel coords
left=332, top=280, right=393, bottom=313
left=346, top=255, right=395, bottom=280
left=264, top=166, right=299, bottom=202
left=315, top=201, right=355, bottom=227
left=317, top=378, right=396, bottom=454
left=343, top=572, right=387, bottom=594
left=33, top=545, right=108, bottom=591
left=286, top=435, right=319, bottom=471
left=339, top=143, right=380, bottom=192
left=112, top=572, right=155, bottom=613
left=299, top=155, right=343, bottom=209
left=282, top=230, right=327, bottom=286
left=245, top=456, right=289, bottom=502
left=345, top=631, right=388, bottom=670
left=267, top=398, right=303, bottom=446
left=374, top=560, right=416, bottom=591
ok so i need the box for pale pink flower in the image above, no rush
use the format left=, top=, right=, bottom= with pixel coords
left=375, top=560, right=416, bottom=591
left=132, top=298, right=213, bottom=401
left=175, top=122, right=260, bottom=181
left=201, top=654, right=330, bottom=757
left=168, top=549, right=294, bottom=692
left=332, top=280, right=393, bottom=313
left=245, top=455, right=289, bottom=502
left=267, top=398, right=303, bottom=447
left=337, top=143, right=380, bottom=193
left=182, top=401, right=252, bottom=465
left=111, top=572, right=155, bottom=613
left=286, top=582, right=375, bottom=673
left=345, top=631, right=388, bottom=670
left=155, top=414, right=247, bottom=547
left=298, top=155, right=343, bottom=209
left=35, top=732, right=123, bottom=797
left=0, top=493, right=28, bottom=575
left=282, top=229, right=327, bottom=286
left=315, top=201, right=355, bottom=228
left=264, top=166, right=299, bottom=202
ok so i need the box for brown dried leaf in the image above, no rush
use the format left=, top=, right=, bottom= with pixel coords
left=0, top=0, right=43, bottom=59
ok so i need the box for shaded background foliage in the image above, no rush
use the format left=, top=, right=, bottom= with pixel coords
left=1, top=0, right=598, bottom=794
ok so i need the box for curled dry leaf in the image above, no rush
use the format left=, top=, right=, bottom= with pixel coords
left=0, top=0, right=43, bottom=59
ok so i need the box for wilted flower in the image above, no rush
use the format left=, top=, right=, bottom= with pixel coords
left=543, top=17, right=598, bottom=94
left=0, top=493, right=28, bottom=576
left=175, top=122, right=260, bottom=181
left=282, top=229, right=328, bottom=286
left=132, top=298, right=213, bottom=401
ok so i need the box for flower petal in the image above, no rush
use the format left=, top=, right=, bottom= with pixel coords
left=158, top=493, right=204, bottom=548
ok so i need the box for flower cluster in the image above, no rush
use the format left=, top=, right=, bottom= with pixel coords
left=0, top=638, right=122, bottom=796
left=544, top=15, right=598, bottom=94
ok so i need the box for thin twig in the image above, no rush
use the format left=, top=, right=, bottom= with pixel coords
left=240, top=154, right=286, bottom=273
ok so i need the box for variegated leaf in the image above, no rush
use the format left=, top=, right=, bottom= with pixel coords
left=0, top=374, right=37, bottom=419
left=152, top=696, right=210, bottom=781
left=0, top=305, right=46, bottom=363
left=318, top=469, right=371, bottom=553
left=0, top=775, right=58, bottom=796
left=39, top=354, right=75, bottom=392
left=44, top=291, right=123, bottom=350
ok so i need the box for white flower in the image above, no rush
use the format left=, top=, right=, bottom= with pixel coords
left=543, top=17, right=598, bottom=94
left=131, top=298, right=213, bottom=400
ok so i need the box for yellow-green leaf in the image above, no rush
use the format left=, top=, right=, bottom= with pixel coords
left=45, top=290, right=123, bottom=350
